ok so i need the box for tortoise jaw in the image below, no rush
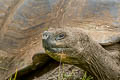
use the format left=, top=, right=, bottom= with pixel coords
left=45, top=47, right=71, bottom=53
left=45, top=49, right=80, bottom=65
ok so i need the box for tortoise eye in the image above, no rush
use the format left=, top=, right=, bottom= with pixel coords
left=59, top=34, right=65, bottom=38
left=56, top=33, right=65, bottom=40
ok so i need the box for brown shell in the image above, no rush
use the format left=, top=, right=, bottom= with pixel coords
left=0, top=0, right=120, bottom=79
left=50, top=0, right=120, bottom=45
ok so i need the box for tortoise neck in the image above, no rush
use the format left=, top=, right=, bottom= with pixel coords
left=77, top=41, right=120, bottom=80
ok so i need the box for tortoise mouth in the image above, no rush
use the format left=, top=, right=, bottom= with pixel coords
left=45, top=49, right=80, bottom=65
left=44, top=47, right=71, bottom=53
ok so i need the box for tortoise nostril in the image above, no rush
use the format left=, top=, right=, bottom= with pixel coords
left=42, top=31, right=49, bottom=40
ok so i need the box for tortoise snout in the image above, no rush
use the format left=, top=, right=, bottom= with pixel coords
left=42, top=31, right=50, bottom=40
left=42, top=31, right=51, bottom=49
left=42, top=31, right=56, bottom=49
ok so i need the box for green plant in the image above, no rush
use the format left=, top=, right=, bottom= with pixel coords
left=82, top=72, right=93, bottom=80
left=9, top=69, right=18, bottom=80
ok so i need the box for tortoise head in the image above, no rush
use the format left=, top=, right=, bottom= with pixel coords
left=42, top=27, right=92, bottom=65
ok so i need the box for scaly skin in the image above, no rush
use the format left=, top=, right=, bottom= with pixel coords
left=42, top=27, right=120, bottom=80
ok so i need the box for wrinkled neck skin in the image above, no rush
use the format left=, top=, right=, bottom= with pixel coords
left=74, top=40, right=120, bottom=80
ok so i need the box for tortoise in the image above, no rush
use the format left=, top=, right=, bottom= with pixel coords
left=42, top=27, right=120, bottom=80
left=0, top=0, right=120, bottom=80
left=40, top=1, right=120, bottom=79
